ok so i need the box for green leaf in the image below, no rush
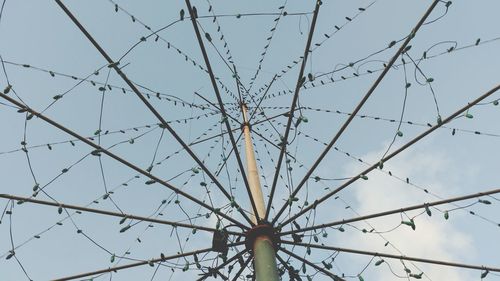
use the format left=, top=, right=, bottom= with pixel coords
left=53, top=94, right=63, bottom=100
left=120, top=225, right=131, bottom=233
left=479, top=199, right=491, bottom=205
left=205, top=33, right=212, bottom=42
left=465, top=113, right=473, bottom=119
left=6, top=251, right=14, bottom=260
left=481, top=270, right=489, bottom=279
left=375, top=259, right=384, bottom=266
left=410, top=272, right=423, bottom=279
left=397, top=131, right=403, bottom=137
left=401, top=219, right=416, bottom=230
left=444, top=211, right=449, bottom=220
left=425, top=205, right=432, bottom=217
left=110, top=254, right=115, bottom=263
left=119, top=217, right=127, bottom=225
left=437, top=115, right=442, bottom=125
left=4, top=84, right=12, bottom=94
left=58, top=206, right=63, bottom=214
left=145, top=180, right=156, bottom=185
left=493, top=100, right=499, bottom=106
left=358, top=275, right=364, bottom=281
left=426, top=77, right=434, bottom=83
left=360, top=175, right=368, bottom=180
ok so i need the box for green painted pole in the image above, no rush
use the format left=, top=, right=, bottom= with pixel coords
left=253, top=236, right=280, bottom=280
left=242, top=104, right=280, bottom=281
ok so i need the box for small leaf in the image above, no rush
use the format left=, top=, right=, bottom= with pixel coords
left=426, top=77, right=434, bottom=83
left=479, top=199, right=491, bottom=205
left=205, top=33, right=212, bottom=42
left=6, top=251, right=14, bottom=260
left=53, top=94, right=63, bottom=100
left=397, top=130, right=403, bottom=137
left=401, top=219, right=416, bottom=230
left=110, top=254, right=115, bottom=263
left=425, top=205, right=432, bottom=217
left=4, top=84, right=12, bottom=94
left=410, top=272, right=423, bottom=279
left=375, top=259, right=384, bottom=266
left=58, top=206, right=63, bottom=214
left=444, top=211, right=449, bottom=220
left=120, top=225, right=131, bottom=233
left=145, top=180, right=156, bottom=185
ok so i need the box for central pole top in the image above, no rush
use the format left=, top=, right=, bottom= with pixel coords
left=245, top=223, right=280, bottom=252
left=241, top=103, right=267, bottom=223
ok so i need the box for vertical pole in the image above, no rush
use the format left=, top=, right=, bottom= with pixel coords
left=241, top=104, right=280, bottom=281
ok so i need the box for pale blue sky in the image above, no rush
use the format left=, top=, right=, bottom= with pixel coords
left=1, top=0, right=500, bottom=280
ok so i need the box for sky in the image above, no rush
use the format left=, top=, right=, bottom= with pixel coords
left=1, top=0, right=500, bottom=280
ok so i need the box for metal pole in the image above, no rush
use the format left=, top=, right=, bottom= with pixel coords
left=241, top=104, right=279, bottom=281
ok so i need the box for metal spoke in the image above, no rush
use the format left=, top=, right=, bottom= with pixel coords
left=265, top=0, right=322, bottom=222
left=53, top=247, right=214, bottom=281
left=0, top=194, right=243, bottom=236
left=197, top=249, right=248, bottom=281
left=184, top=0, right=260, bottom=223
left=0, top=91, right=249, bottom=229
left=281, top=241, right=500, bottom=273
left=280, top=187, right=500, bottom=236
left=271, top=0, right=441, bottom=225
left=276, top=83, right=500, bottom=228
left=279, top=247, right=345, bottom=281
left=54, top=0, right=255, bottom=226
left=275, top=253, right=295, bottom=279
left=231, top=254, right=253, bottom=281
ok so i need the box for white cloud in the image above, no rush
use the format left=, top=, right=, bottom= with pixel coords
left=335, top=140, right=477, bottom=281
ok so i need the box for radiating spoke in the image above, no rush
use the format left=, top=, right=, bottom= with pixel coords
left=280, top=187, right=500, bottom=236
left=279, top=247, right=345, bottom=281
left=281, top=241, right=500, bottom=273
left=53, top=247, right=215, bottom=281
left=277, top=83, right=500, bottom=228
left=0, top=92, right=248, bottom=229
left=265, top=0, right=322, bottom=222
left=0, top=194, right=244, bottom=236
left=184, top=0, right=260, bottom=222
left=271, top=0, right=441, bottom=225
left=54, top=0, right=255, bottom=226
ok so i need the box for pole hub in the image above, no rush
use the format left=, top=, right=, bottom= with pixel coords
left=245, top=223, right=280, bottom=252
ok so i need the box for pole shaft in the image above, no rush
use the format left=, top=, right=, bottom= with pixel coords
left=242, top=105, right=279, bottom=281
left=242, top=104, right=266, bottom=222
